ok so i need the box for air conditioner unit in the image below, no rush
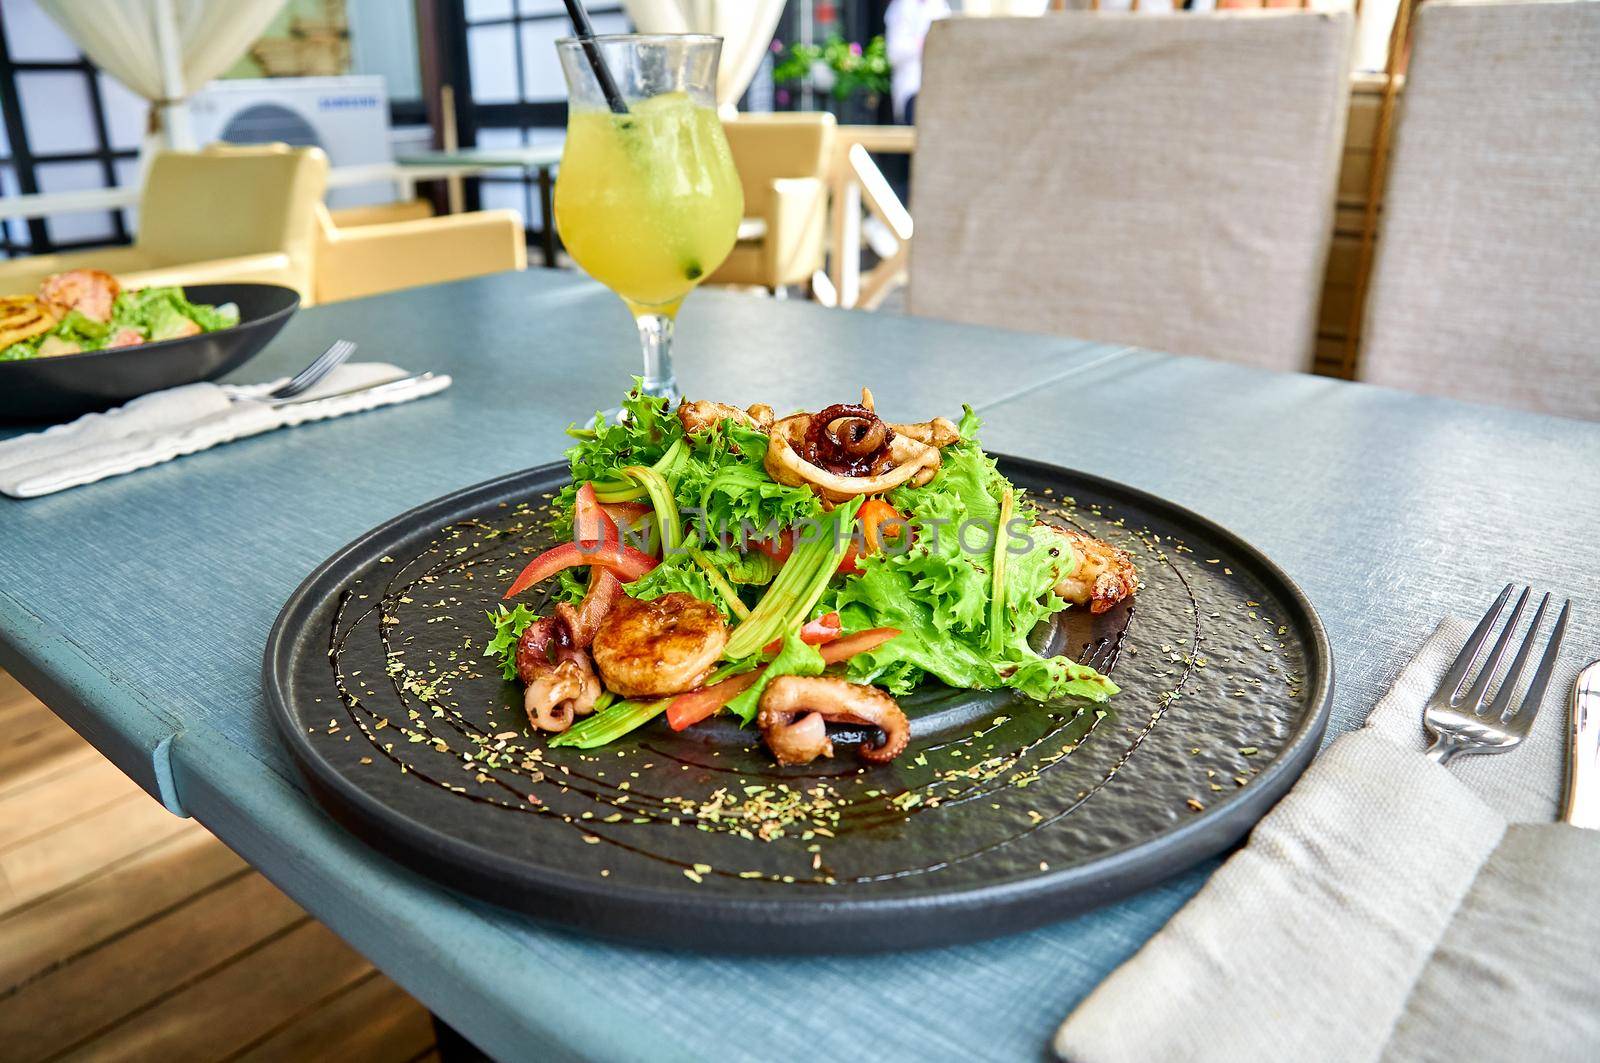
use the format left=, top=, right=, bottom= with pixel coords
left=188, top=76, right=394, bottom=209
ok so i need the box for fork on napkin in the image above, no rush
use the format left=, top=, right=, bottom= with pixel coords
left=1055, top=613, right=1598, bottom=1063
left=0, top=363, right=450, bottom=499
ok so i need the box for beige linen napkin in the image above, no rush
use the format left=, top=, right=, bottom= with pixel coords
left=1384, top=823, right=1600, bottom=1062
left=1055, top=618, right=1595, bottom=1063
left=0, top=363, right=449, bottom=499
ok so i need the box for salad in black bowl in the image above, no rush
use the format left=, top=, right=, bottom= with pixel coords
left=0, top=269, right=299, bottom=422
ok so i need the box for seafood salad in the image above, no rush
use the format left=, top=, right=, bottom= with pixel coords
left=486, top=386, right=1138, bottom=766
left=0, top=269, right=238, bottom=361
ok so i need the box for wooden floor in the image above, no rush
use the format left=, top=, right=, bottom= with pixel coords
left=0, top=671, right=438, bottom=1063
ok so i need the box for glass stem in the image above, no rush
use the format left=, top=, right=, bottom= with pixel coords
left=634, top=313, right=678, bottom=403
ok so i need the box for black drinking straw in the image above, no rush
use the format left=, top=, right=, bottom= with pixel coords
left=562, top=0, right=629, bottom=115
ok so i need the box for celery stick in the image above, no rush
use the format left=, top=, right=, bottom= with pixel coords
left=989, top=488, right=1014, bottom=654
left=723, top=498, right=861, bottom=658
left=591, top=480, right=648, bottom=503
left=623, top=464, right=682, bottom=552
left=549, top=698, right=668, bottom=748
left=689, top=546, right=751, bottom=620
left=591, top=439, right=684, bottom=504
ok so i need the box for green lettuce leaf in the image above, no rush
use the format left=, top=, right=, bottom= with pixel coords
left=722, top=628, right=826, bottom=725
left=483, top=603, right=538, bottom=681
left=677, top=421, right=822, bottom=544
left=820, top=409, right=1118, bottom=703
left=554, top=382, right=685, bottom=520
left=624, top=552, right=730, bottom=617
left=110, top=286, right=236, bottom=339
left=55, top=310, right=110, bottom=346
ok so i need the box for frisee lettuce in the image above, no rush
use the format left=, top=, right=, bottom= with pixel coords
left=722, top=629, right=825, bottom=724
left=552, top=386, right=823, bottom=551
left=483, top=603, right=538, bottom=681
left=554, top=383, right=684, bottom=521
left=677, top=420, right=822, bottom=545
left=819, top=409, right=1118, bottom=703
left=624, top=547, right=733, bottom=618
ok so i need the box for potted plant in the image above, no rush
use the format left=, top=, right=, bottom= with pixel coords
left=771, top=35, right=891, bottom=123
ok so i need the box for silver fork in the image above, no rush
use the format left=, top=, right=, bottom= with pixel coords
left=266, top=339, right=357, bottom=400
left=1424, top=583, right=1572, bottom=765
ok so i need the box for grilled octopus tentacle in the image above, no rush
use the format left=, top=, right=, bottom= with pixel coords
left=515, top=617, right=601, bottom=733
left=757, top=676, right=910, bottom=765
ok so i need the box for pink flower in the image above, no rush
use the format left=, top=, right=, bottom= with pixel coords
left=849, top=41, right=862, bottom=56
left=771, top=39, right=783, bottom=53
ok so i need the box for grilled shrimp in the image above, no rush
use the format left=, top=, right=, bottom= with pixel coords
left=1040, top=524, right=1138, bottom=614
left=39, top=269, right=120, bottom=324
left=590, top=592, right=728, bottom=698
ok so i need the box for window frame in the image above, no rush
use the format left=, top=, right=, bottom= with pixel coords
left=0, top=14, right=137, bottom=258
left=443, top=0, right=625, bottom=246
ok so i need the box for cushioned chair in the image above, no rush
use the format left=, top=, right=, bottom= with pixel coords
left=1357, top=0, right=1600, bottom=420
left=0, top=145, right=527, bottom=307
left=910, top=11, right=1354, bottom=372
left=312, top=201, right=526, bottom=304
left=327, top=199, right=437, bottom=229
left=706, top=113, right=835, bottom=292
left=0, top=143, right=326, bottom=299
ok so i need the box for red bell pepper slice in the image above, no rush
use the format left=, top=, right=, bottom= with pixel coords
left=817, top=626, right=899, bottom=664
left=857, top=498, right=905, bottom=555
left=598, top=500, right=652, bottom=527
left=665, top=626, right=900, bottom=731
left=763, top=612, right=842, bottom=655
left=502, top=541, right=658, bottom=599
left=562, top=567, right=624, bottom=647
left=752, top=531, right=794, bottom=565
left=664, top=670, right=764, bottom=731
left=574, top=483, right=617, bottom=550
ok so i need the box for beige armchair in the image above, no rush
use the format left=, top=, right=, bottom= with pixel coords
left=707, top=113, right=835, bottom=292
left=313, top=202, right=526, bottom=304
left=0, top=144, right=529, bottom=307
left=0, top=143, right=326, bottom=298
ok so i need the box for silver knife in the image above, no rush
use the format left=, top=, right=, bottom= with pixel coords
left=270, top=372, right=438, bottom=407
left=1564, top=659, right=1600, bottom=829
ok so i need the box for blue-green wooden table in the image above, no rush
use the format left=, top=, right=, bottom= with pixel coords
left=3, top=269, right=1597, bottom=1062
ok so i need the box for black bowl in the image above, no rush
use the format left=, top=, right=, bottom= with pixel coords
left=0, top=282, right=300, bottom=423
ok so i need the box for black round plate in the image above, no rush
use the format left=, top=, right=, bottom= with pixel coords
left=265, top=457, right=1332, bottom=953
left=0, top=282, right=300, bottom=423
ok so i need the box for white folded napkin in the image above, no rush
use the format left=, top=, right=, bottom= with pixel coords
left=1055, top=617, right=1594, bottom=1063
left=0, top=362, right=450, bottom=499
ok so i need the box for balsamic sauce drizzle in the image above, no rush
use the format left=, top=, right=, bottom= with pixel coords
left=318, top=492, right=1271, bottom=889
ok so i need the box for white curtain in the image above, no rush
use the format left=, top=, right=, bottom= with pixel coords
left=623, top=0, right=786, bottom=112
left=39, top=0, right=287, bottom=152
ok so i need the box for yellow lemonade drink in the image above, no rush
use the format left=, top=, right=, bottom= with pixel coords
left=555, top=92, right=743, bottom=317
